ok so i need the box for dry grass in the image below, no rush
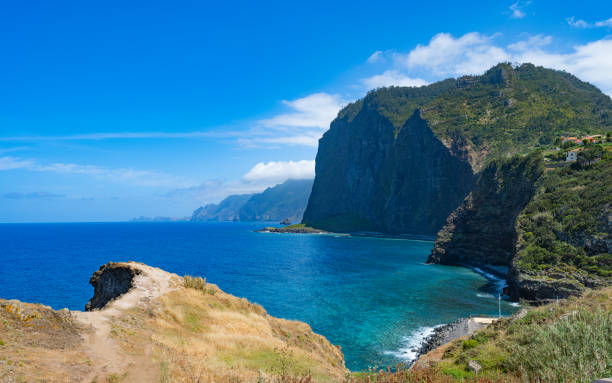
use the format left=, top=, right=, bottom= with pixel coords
left=0, top=299, right=93, bottom=382
left=108, top=275, right=346, bottom=383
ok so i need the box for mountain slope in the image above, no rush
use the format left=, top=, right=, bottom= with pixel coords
left=509, top=146, right=612, bottom=301
left=303, top=63, right=612, bottom=235
left=192, top=194, right=253, bottom=221
left=429, top=146, right=612, bottom=301
left=191, top=179, right=313, bottom=223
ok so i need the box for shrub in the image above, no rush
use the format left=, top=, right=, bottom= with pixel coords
left=505, top=309, right=612, bottom=383
left=184, top=275, right=207, bottom=291
left=463, top=339, right=479, bottom=350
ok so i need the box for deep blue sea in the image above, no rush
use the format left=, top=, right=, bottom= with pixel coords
left=0, top=222, right=518, bottom=370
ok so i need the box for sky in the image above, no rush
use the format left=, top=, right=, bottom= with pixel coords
left=1, top=0, right=611, bottom=222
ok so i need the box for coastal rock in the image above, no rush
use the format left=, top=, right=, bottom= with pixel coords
left=428, top=153, right=544, bottom=267
left=255, top=225, right=328, bottom=234
left=85, top=262, right=141, bottom=311
left=414, top=318, right=495, bottom=361
left=303, top=108, right=475, bottom=236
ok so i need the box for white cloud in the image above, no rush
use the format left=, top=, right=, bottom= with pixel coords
left=0, top=156, right=194, bottom=188
left=259, top=93, right=344, bottom=130
left=595, top=17, right=612, bottom=28
left=566, top=17, right=589, bottom=28
left=509, top=1, right=529, bottom=19
left=165, top=160, right=315, bottom=205
left=512, top=38, right=612, bottom=95
left=0, top=156, right=34, bottom=170
left=238, top=134, right=321, bottom=148
left=226, top=93, right=345, bottom=149
left=367, top=50, right=383, bottom=63
left=508, top=34, right=552, bottom=51
left=401, top=32, right=511, bottom=76
left=362, top=70, right=428, bottom=89
left=566, top=16, right=612, bottom=29
left=371, top=32, right=612, bottom=96
left=242, top=160, right=315, bottom=183
left=164, top=178, right=270, bottom=203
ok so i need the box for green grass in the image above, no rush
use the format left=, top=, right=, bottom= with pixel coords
left=505, top=309, right=612, bottom=383
left=435, top=288, right=612, bottom=382
left=285, top=224, right=306, bottom=229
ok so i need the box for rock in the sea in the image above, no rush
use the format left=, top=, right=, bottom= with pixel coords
left=85, top=262, right=141, bottom=311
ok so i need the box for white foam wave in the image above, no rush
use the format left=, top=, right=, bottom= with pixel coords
left=383, top=326, right=439, bottom=362
left=476, top=293, right=495, bottom=299
left=508, top=302, right=521, bottom=307
left=472, top=267, right=507, bottom=294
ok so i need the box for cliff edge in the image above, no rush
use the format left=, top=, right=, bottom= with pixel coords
left=0, top=262, right=346, bottom=382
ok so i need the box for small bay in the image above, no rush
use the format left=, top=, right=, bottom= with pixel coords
left=0, top=222, right=518, bottom=370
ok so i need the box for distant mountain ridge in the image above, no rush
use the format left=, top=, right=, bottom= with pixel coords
left=191, top=179, right=313, bottom=222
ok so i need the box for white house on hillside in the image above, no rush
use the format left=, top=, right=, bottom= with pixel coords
left=566, top=150, right=579, bottom=162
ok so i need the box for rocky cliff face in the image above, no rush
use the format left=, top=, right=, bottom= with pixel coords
left=429, top=150, right=612, bottom=302
left=303, top=110, right=475, bottom=235
left=3, top=262, right=347, bottom=382
left=302, top=63, right=612, bottom=236
left=428, top=153, right=544, bottom=267
left=85, top=262, right=142, bottom=311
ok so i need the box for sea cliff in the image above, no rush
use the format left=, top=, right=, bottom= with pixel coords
left=303, top=62, right=612, bottom=301
left=0, top=262, right=346, bottom=382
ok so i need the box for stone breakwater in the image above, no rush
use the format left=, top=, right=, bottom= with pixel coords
left=413, top=317, right=496, bottom=363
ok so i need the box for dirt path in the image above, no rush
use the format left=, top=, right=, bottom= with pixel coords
left=73, top=263, right=177, bottom=382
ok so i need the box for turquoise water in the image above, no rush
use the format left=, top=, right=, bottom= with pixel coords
left=0, top=222, right=518, bottom=370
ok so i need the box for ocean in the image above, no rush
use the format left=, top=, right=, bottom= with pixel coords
left=0, top=222, right=518, bottom=370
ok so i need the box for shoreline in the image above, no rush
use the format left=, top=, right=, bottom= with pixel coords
left=409, top=317, right=498, bottom=367
left=255, top=226, right=436, bottom=241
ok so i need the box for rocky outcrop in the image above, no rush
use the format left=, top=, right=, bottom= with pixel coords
left=303, top=109, right=475, bottom=235
left=413, top=318, right=496, bottom=363
left=255, top=225, right=329, bottom=234
left=85, top=262, right=141, bottom=311
left=505, top=269, right=587, bottom=301
left=2, top=262, right=347, bottom=382
left=428, top=153, right=544, bottom=266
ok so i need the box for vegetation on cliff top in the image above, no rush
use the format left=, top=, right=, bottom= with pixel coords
left=336, top=63, right=612, bottom=169
left=516, top=145, right=612, bottom=280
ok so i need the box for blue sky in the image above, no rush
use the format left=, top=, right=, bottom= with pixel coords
left=1, top=0, right=611, bottom=222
